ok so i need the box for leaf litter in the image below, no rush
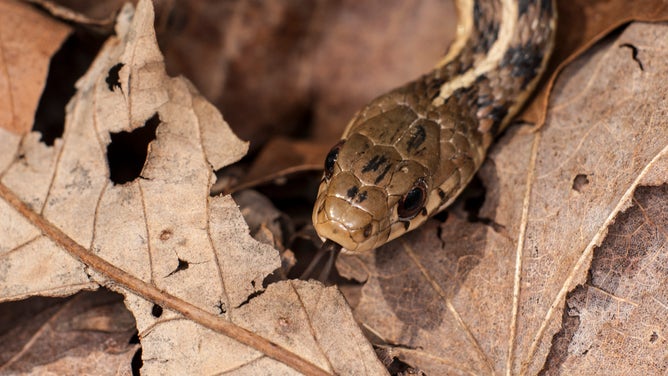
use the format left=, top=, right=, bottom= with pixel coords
left=336, top=21, right=668, bottom=375
left=1, top=0, right=668, bottom=375
left=0, top=1, right=384, bottom=374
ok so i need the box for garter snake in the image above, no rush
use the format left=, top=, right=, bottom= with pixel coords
left=313, top=0, right=556, bottom=253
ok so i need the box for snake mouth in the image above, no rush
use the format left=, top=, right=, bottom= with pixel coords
left=313, top=196, right=386, bottom=253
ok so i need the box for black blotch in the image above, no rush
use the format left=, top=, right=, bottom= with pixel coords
left=106, top=63, right=124, bottom=91
left=363, top=224, right=372, bottom=238
left=374, top=163, right=392, bottom=185
left=406, top=125, right=427, bottom=153
left=401, top=220, right=410, bottom=230
left=34, top=34, right=102, bottom=146
left=420, top=207, right=428, bottom=216
left=357, top=190, right=368, bottom=203
left=107, top=113, right=160, bottom=184
left=362, top=155, right=388, bottom=173
left=166, top=257, right=189, bottom=277
left=216, top=301, right=227, bottom=314
left=650, top=332, right=658, bottom=343
left=151, top=304, right=163, bottom=318
left=501, top=44, right=544, bottom=88
left=427, top=77, right=446, bottom=100
left=473, top=1, right=500, bottom=53
left=572, top=174, right=589, bottom=192
left=518, top=0, right=530, bottom=14
left=619, top=43, right=644, bottom=71
left=347, top=186, right=359, bottom=199
left=486, top=105, right=509, bottom=136
left=131, top=348, right=143, bottom=376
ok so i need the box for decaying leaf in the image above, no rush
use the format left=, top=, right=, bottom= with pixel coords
left=0, top=290, right=137, bottom=375
left=0, top=1, right=385, bottom=374
left=338, top=22, right=668, bottom=375
left=520, top=0, right=668, bottom=125
left=0, top=0, right=71, bottom=135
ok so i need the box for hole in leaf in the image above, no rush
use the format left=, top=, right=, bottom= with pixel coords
left=166, top=257, right=189, bottom=277
left=131, top=347, right=143, bottom=376
left=572, top=174, right=589, bottom=192
left=151, top=304, right=163, bottom=318
left=33, top=33, right=103, bottom=145
left=106, top=63, right=124, bottom=91
left=107, top=113, right=160, bottom=184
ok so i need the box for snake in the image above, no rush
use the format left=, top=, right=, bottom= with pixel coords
left=312, top=0, right=556, bottom=253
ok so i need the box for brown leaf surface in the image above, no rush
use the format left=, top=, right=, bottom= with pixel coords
left=0, top=0, right=71, bottom=134
left=160, top=0, right=456, bottom=150
left=0, top=290, right=137, bottom=375
left=339, top=22, right=668, bottom=375
left=0, top=1, right=384, bottom=374
left=520, top=0, right=668, bottom=125
left=542, top=184, right=668, bottom=374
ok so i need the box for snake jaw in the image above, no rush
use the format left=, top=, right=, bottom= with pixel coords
left=313, top=176, right=392, bottom=253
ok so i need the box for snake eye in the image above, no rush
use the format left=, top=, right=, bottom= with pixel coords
left=324, top=140, right=345, bottom=180
left=397, top=179, right=427, bottom=220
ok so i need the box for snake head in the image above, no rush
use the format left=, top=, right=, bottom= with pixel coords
left=312, top=104, right=447, bottom=252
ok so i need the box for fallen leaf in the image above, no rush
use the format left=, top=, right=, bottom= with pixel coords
left=0, top=290, right=137, bottom=375
left=0, top=0, right=71, bottom=134
left=520, top=0, right=668, bottom=125
left=338, top=22, right=668, bottom=374
left=0, top=1, right=385, bottom=374
left=542, top=184, right=668, bottom=374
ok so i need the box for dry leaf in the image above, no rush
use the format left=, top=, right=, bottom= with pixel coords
left=0, top=290, right=137, bottom=375
left=0, top=1, right=385, bottom=374
left=338, top=22, right=668, bottom=375
left=0, top=0, right=71, bottom=134
left=520, top=0, right=668, bottom=125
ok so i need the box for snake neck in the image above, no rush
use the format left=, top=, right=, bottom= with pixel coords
left=429, top=0, right=556, bottom=142
left=313, top=0, right=557, bottom=253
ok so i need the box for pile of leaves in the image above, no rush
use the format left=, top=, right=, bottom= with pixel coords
left=1, top=0, right=667, bottom=374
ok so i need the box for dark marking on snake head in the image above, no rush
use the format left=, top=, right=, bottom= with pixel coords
left=401, top=220, right=410, bottom=230
left=347, top=186, right=359, bottom=199
left=362, top=155, right=388, bottom=173
left=374, top=164, right=392, bottom=185
left=106, top=63, right=124, bottom=92
left=501, top=44, right=544, bottom=88
left=420, top=207, right=428, bottom=216
left=407, top=125, right=427, bottom=153
left=357, top=190, right=368, bottom=203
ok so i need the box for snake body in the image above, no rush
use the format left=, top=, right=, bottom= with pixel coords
left=313, top=0, right=556, bottom=252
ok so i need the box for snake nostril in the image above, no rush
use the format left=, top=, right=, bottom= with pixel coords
left=363, top=224, right=372, bottom=238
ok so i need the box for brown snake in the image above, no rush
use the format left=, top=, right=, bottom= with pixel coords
left=312, top=0, right=556, bottom=253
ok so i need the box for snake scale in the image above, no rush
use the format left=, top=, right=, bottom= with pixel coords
left=313, top=0, right=556, bottom=253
